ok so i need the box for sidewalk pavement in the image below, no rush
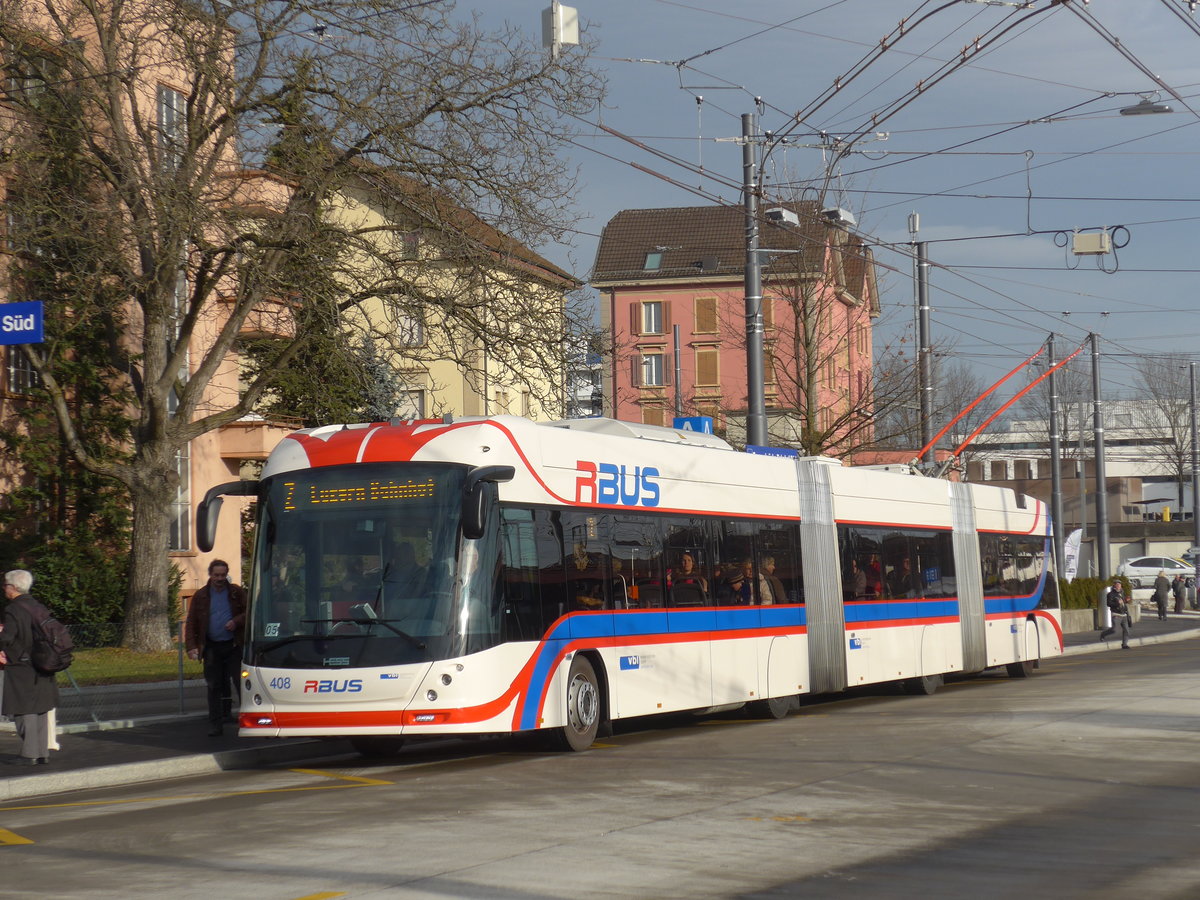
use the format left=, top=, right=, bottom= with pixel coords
left=2, top=610, right=1198, bottom=803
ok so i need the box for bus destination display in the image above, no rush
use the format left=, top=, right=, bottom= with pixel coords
left=281, top=476, right=436, bottom=511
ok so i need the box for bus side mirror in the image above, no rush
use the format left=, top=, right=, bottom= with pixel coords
left=197, top=480, right=260, bottom=553
left=462, top=465, right=515, bottom=540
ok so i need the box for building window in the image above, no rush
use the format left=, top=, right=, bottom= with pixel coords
left=168, top=443, right=191, bottom=552
left=156, top=85, right=186, bottom=170
left=1014, top=460, right=1032, bottom=480
left=694, top=297, right=718, bottom=333
left=644, top=252, right=663, bottom=271
left=695, top=348, right=719, bottom=387
left=396, top=389, right=425, bottom=419
left=989, top=460, right=1007, bottom=481
left=400, top=231, right=420, bottom=260
left=642, top=404, right=664, bottom=426
left=638, top=301, right=667, bottom=336
left=5, top=347, right=40, bottom=395
left=396, top=312, right=424, bottom=347
left=641, top=353, right=665, bottom=387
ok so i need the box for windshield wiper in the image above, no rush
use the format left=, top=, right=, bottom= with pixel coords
left=345, top=604, right=427, bottom=649
left=257, top=630, right=361, bottom=653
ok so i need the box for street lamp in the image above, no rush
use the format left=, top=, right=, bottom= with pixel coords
left=1119, top=97, right=1172, bottom=116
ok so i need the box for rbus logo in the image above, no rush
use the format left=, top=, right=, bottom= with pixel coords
left=303, top=679, right=364, bottom=693
left=575, top=461, right=661, bottom=507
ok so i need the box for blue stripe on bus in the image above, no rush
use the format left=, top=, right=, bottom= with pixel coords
left=843, top=599, right=960, bottom=623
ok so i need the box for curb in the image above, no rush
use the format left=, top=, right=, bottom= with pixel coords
left=1062, top=626, right=1200, bottom=656
left=0, top=738, right=355, bottom=803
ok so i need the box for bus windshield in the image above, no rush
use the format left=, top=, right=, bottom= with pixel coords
left=248, top=462, right=468, bottom=669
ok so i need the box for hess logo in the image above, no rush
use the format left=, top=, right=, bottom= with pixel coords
left=574, top=461, right=660, bottom=507
left=303, top=679, right=363, bottom=693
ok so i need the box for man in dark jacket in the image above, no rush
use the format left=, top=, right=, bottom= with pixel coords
left=0, top=570, right=59, bottom=764
left=1099, top=579, right=1132, bottom=650
left=185, top=560, right=248, bottom=736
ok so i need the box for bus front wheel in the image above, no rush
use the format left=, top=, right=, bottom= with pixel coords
left=350, top=736, right=406, bottom=758
left=557, top=655, right=601, bottom=751
left=748, top=695, right=795, bottom=719
left=903, top=673, right=942, bottom=695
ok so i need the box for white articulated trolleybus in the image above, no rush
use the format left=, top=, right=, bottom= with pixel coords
left=198, top=415, right=1061, bottom=754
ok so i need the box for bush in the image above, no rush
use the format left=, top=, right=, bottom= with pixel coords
left=1059, top=576, right=1128, bottom=609
left=26, top=529, right=129, bottom=626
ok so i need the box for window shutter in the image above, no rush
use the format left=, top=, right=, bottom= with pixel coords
left=663, top=358, right=673, bottom=387
left=630, top=303, right=640, bottom=337
left=695, top=297, right=717, bottom=333
left=662, top=302, right=672, bottom=335
left=630, top=355, right=642, bottom=387
left=696, top=348, right=718, bottom=386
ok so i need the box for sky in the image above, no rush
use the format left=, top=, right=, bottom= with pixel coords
left=471, top=1, right=1200, bottom=402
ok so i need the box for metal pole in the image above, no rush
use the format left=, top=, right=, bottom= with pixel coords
left=916, top=241, right=933, bottom=463
left=673, top=324, right=683, bottom=417
left=742, top=112, right=767, bottom=447
left=1078, top=399, right=1087, bottom=541
left=1047, top=335, right=1065, bottom=573
left=1091, top=333, right=1110, bottom=582
left=1191, top=363, right=1199, bottom=597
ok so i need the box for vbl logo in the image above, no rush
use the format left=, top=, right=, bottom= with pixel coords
left=303, top=679, right=363, bottom=693
left=575, top=460, right=660, bottom=507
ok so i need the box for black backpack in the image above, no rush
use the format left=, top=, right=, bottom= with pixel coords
left=24, top=599, right=74, bottom=675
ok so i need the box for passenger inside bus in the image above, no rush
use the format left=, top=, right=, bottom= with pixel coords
left=762, top=556, right=786, bottom=604
left=670, top=551, right=708, bottom=607
left=843, top=557, right=867, bottom=601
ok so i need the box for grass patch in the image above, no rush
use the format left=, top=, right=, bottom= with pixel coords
left=66, top=647, right=204, bottom=686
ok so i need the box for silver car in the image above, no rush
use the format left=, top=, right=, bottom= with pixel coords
left=1116, top=555, right=1192, bottom=589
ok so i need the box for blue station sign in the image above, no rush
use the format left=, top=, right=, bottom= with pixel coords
left=0, top=301, right=44, bottom=345
left=673, top=416, right=714, bottom=434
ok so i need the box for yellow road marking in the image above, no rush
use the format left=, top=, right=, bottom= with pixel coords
left=744, top=815, right=811, bottom=823
left=289, top=769, right=395, bottom=785
left=0, top=828, right=34, bottom=845
left=290, top=894, right=347, bottom=900
left=0, top=769, right=394, bottom=812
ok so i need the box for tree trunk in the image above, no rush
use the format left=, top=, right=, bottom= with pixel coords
left=122, top=476, right=176, bottom=652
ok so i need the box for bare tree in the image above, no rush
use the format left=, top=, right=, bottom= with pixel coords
left=1132, top=355, right=1192, bottom=506
left=871, top=348, right=1000, bottom=465
left=0, top=0, right=602, bottom=649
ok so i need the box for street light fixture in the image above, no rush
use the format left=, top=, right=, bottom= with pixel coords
left=1119, top=97, right=1172, bottom=116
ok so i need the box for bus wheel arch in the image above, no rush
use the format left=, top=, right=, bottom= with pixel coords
left=555, top=652, right=606, bottom=751
left=1006, top=616, right=1040, bottom=678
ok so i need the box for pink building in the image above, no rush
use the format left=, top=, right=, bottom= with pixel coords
left=592, top=203, right=880, bottom=456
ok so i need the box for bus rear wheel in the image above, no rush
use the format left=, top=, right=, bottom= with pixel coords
left=1006, top=659, right=1036, bottom=678
left=903, top=673, right=942, bottom=695
left=350, top=736, right=406, bottom=758
left=557, top=655, right=601, bottom=751
left=748, top=695, right=795, bottom=719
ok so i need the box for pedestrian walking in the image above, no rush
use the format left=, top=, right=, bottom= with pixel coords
left=1172, top=573, right=1187, bottom=615
left=0, top=570, right=59, bottom=765
left=1154, top=570, right=1171, bottom=620
left=185, top=559, right=247, bottom=737
left=1099, top=579, right=1132, bottom=649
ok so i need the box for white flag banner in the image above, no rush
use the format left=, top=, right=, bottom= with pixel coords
left=1063, top=528, right=1082, bottom=583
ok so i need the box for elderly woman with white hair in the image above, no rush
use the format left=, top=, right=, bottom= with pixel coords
left=0, top=570, right=60, bottom=765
